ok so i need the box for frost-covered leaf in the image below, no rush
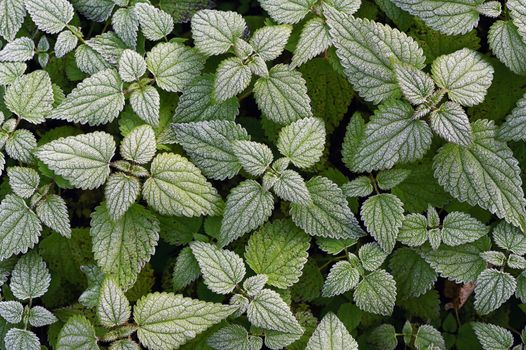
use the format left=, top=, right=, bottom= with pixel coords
left=36, top=132, right=115, bottom=190
left=420, top=239, right=489, bottom=283
left=118, top=49, right=146, bottom=82
left=389, top=247, right=436, bottom=299
left=7, top=166, right=39, bottom=198
left=0, top=62, right=26, bottom=85
left=56, top=315, right=99, bottom=350
left=415, top=325, right=445, bottom=350
left=10, top=252, right=50, bottom=300
left=105, top=173, right=140, bottom=221
left=0, top=37, right=35, bottom=62
left=28, top=306, right=57, bottom=327
left=120, top=125, right=156, bottom=165
left=292, top=17, right=330, bottom=68
left=431, top=49, right=494, bottom=107
left=133, top=3, right=174, bottom=41
left=361, top=194, right=404, bottom=253
left=290, top=176, right=363, bottom=239
left=245, top=219, right=310, bottom=289
left=5, top=129, right=37, bottom=163
left=35, top=194, right=70, bottom=237
left=305, top=312, right=358, bottom=350
left=342, top=177, right=373, bottom=197
left=97, top=277, right=131, bottom=327
left=0, top=0, right=25, bottom=41
left=350, top=100, right=432, bottom=172
left=430, top=101, right=472, bottom=146
left=394, top=62, right=435, bottom=105
left=143, top=153, right=222, bottom=216
left=219, top=180, right=274, bottom=247
left=359, top=242, right=389, bottom=271
left=190, top=241, right=246, bottom=294
left=354, top=269, right=396, bottom=316
left=500, top=93, right=526, bottom=142
left=0, top=194, right=41, bottom=260
left=134, top=292, right=236, bottom=350
left=492, top=221, right=526, bottom=255
left=434, top=120, right=526, bottom=232
left=130, top=86, right=160, bottom=126
left=258, top=0, right=315, bottom=24
left=272, top=169, right=311, bottom=204
left=91, top=203, right=159, bottom=288
left=474, top=269, right=516, bottom=315
left=75, top=44, right=111, bottom=75
left=0, top=301, right=23, bottom=324
left=50, top=69, right=125, bottom=126
left=327, top=13, right=425, bottom=103
left=254, top=64, right=312, bottom=124
left=250, top=25, right=292, bottom=61
left=232, top=140, right=273, bottom=177
left=55, top=30, right=78, bottom=58
left=214, top=57, right=252, bottom=101
left=488, top=21, right=526, bottom=76
left=322, top=261, right=359, bottom=297
left=441, top=211, right=488, bottom=246
left=473, top=322, right=514, bottom=350
left=112, top=8, right=139, bottom=49
left=146, top=42, right=204, bottom=92
left=247, top=289, right=303, bottom=334
left=174, top=74, right=239, bottom=123
left=277, top=117, right=325, bottom=168
left=4, top=70, right=53, bottom=123
left=25, top=0, right=74, bottom=34
left=4, top=329, right=40, bottom=350
left=173, top=120, right=249, bottom=180
left=191, top=10, right=246, bottom=55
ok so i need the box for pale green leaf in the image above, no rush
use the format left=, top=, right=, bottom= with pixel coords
left=191, top=9, right=246, bottom=55
left=0, top=301, right=23, bottom=324
left=271, top=169, right=311, bottom=204
left=172, top=247, right=200, bottom=291
left=118, top=49, right=146, bottom=82
left=36, top=194, right=71, bottom=238
left=473, top=322, right=514, bottom=350
left=258, top=0, right=316, bottom=24
left=5, top=129, right=37, bottom=163
left=441, top=211, right=488, bottom=246
left=430, top=101, right=472, bottom=146
left=247, top=289, right=303, bottom=334
left=389, top=247, right=437, bottom=299
left=243, top=275, right=268, bottom=297
left=25, top=0, right=74, bottom=34
left=56, top=315, right=99, bottom=350
left=109, top=340, right=140, bottom=350
left=480, top=250, right=506, bottom=266
left=292, top=17, right=330, bottom=68
left=232, top=140, right=273, bottom=177
left=488, top=21, right=526, bottom=76
left=7, top=166, right=39, bottom=198
left=214, top=57, right=252, bottom=101
left=492, top=221, right=526, bottom=255
left=0, top=0, right=25, bottom=42
left=74, top=44, right=111, bottom=75
left=342, top=176, right=373, bottom=197
left=28, top=306, right=57, bottom=327
left=394, top=62, right=435, bottom=105
left=376, top=168, right=411, bottom=190
left=85, top=32, right=126, bottom=66
left=130, top=85, right=160, bottom=126
left=133, top=3, right=173, bottom=41
left=120, top=124, right=156, bottom=165
left=4, top=329, right=39, bottom=350
left=0, top=62, right=26, bottom=85
left=500, top=93, right=526, bottom=142
left=245, top=219, right=310, bottom=288
left=306, top=312, right=358, bottom=350
left=507, top=0, right=526, bottom=41
left=55, top=30, right=78, bottom=58
left=359, top=242, right=389, bottom=271
left=415, top=325, right=445, bottom=350
left=321, top=261, right=359, bottom=297
left=277, top=117, right=325, bottom=168
left=10, top=252, right=50, bottom=300
left=474, top=268, right=516, bottom=315
left=97, top=277, right=131, bottom=327
left=208, top=324, right=254, bottom=350
left=0, top=37, right=34, bottom=62
left=354, top=269, right=396, bottom=316
left=105, top=173, right=140, bottom=221
left=112, top=8, right=139, bottom=49
left=250, top=25, right=292, bottom=61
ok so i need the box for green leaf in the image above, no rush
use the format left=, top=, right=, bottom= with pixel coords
left=0, top=37, right=35, bottom=62
left=10, top=252, right=51, bottom=300
left=191, top=9, right=246, bottom=55
left=473, top=322, right=514, bottom=350
left=277, top=117, right=325, bottom=168
left=105, top=173, right=140, bottom=221
left=254, top=64, right=312, bottom=124
left=143, top=153, right=222, bottom=216
left=190, top=241, right=246, bottom=294
left=389, top=247, right=437, bottom=299
left=354, top=269, right=396, bottom=316
left=327, top=12, right=425, bottom=103
left=394, top=62, right=435, bottom=105
left=134, top=292, right=236, bottom=349
left=306, top=312, right=358, bottom=350
left=420, top=239, right=490, bottom=283
left=290, top=176, right=363, bottom=239
left=474, top=268, right=516, bottom=315
left=247, top=289, right=303, bottom=334
left=56, top=315, right=99, bottom=350
left=146, top=42, right=205, bottom=92
left=250, top=25, right=292, bottom=61
left=28, top=306, right=57, bottom=327
left=4, top=329, right=40, bottom=350
left=500, top=93, right=526, bottom=142
left=4, top=70, right=53, bottom=124
left=133, top=3, right=174, bottom=41
left=415, top=325, right=445, bottom=350
left=359, top=242, right=389, bottom=271
left=173, top=74, right=239, bottom=123
left=97, top=277, right=131, bottom=327
left=0, top=0, right=25, bottom=42
left=434, top=120, right=526, bottom=232
left=118, top=49, right=146, bottom=82
left=292, top=17, right=331, bottom=68
left=50, top=69, right=125, bottom=126
left=361, top=194, right=404, bottom=253
left=258, top=0, right=315, bottom=24
left=25, top=0, right=74, bottom=34
left=7, top=166, right=39, bottom=198
left=130, top=86, right=160, bottom=126
left=488, top=21, right=526, bottom=76
left=441, top=211, right=488, bottom=246
left=90, top=203, right=159, bottom=288
left=214, top=57, right=252, bottom=101
left=430, top=101, right=472, bottom=146
left=368, top=324, right=398, bottom=350
left=342, top=176, right=373, bottom=198
left=245, top=219, right=310, bottom=289
left=220, top=180, right=274, bottom=247
left=492, top=221, right=526, bottom=255
left=120, top=124, right=156, bottom=165
left=322, top=261, right=360, bottom=297
left=232, top=140, right=273, bottom=177
left=0, top=301, right=23, bottom=324
left=109, top=340, right=140, bottom=350
left=432, top=49, right=494, bottom=107
left=0, top=194, right=42, bottom=260
left=173, top=120, right=249, bottom=180
left=172, top=247, right=200, bottom=291
left=36, top=131, right=115, bottom=190
left=350, top=100, right=432, bottom=172
left=376, top=168, right=411, bottom=190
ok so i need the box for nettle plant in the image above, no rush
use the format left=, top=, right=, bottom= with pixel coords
left=2, top=0, right=526, bottom=349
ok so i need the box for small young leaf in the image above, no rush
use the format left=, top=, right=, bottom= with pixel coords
left=0, top=0, right=25, bottom=42
left=97, top=277, right=131, bottom=327
left=7, top=166, right=39, bottom=198
left=118, top=49, right=146, bottom=82
left=214, top=57, right=252, bottom=101
left=134, top=3, right=174, bottom=41
left=0, top=301, right=23, bottom=324
left=474, top=269, right=516, bottom=315
left=28, top=306, right=57, bottom=327
left=0, top=37, right=35, bottom=62
left=322, top=261, right=359, bottom=297
left=430, top=101, right=472, bottom=146
left=10, top=252, right=51, bottom=300
left=250, top=25, right=292, bottom=61
left=247, top=289, right=303, bottom=334
left=394, top=62, right=435, bottom=105
left=232, top=140, right=273, bottom=176
left=272, top=169, right=311, bottom=204
left=354, top=270, right=397, bottom=316
left=55, top=30, right=78, bottom=58
left=441, top=211, right=488, bottom=246
left=130, top=86, right=160, bottom=126
left=306, top=312, right=358, bottom=350
left=277, top=117, right=325, bottom=168
left=361, top=194, right=404, bottom=253
left=292, top=17, right=330, bottom=68
left=120, top=124, right=156, bottom=165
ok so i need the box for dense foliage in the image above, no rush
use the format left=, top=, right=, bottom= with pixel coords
left=1, top=0, right=526, bottom=349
